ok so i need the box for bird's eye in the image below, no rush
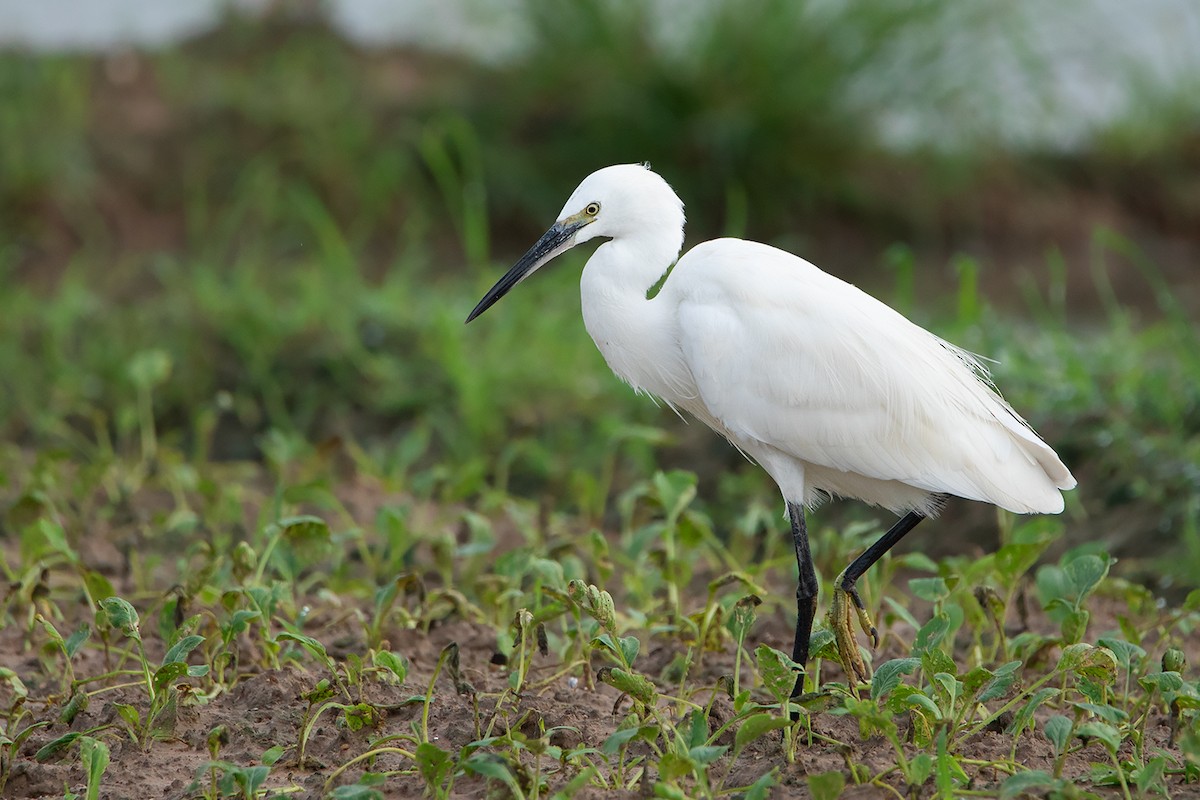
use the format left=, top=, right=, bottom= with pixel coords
left=585, top=202, right=601, bottom=216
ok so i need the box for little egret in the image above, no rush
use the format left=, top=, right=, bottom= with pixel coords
left=467, top=163, right=1075, bottom=689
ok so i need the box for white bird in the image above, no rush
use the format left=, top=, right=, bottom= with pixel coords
left=467, top=163, right=1076, bottom=688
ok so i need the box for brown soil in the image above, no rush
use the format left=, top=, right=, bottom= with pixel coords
left=2, top=468, right=1196, bottom=799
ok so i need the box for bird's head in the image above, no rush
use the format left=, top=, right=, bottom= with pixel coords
left=466, top=163, right=684, bottom=323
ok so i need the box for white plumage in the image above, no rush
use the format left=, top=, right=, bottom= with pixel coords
left=468, top=163, right=1075, bottom=683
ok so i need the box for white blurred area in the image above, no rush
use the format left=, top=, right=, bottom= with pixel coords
left=0, top=0, right=522, bottom=55
left=0, top=0, right=1196, bottom=150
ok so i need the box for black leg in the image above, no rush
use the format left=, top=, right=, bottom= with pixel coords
left=839, top=510, right=927, bottom=591
left=828, top=500, right=944, bottom=683
left=835, top=509, right=929, bottom=648
left=789, top=501, right=817, bottom=697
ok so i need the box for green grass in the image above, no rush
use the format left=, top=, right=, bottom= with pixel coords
left=2, top=444, right=1198, bottom=797
left=2, top=7, right=1199, bottom=798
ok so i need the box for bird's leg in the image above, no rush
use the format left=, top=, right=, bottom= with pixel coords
left=828, top=510, right=928, bottom=683
left=789, top=501, right=818, bottom=698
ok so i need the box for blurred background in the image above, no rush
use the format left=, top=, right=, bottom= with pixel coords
left=1, top=0, right=1197, bottom=591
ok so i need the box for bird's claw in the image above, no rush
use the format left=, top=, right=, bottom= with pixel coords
left=827, top=571, right=878, bottom=684
left=847, top=585, right=880, bottom=649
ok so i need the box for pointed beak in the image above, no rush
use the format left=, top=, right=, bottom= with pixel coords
left=466, top=217, right=588, bottom=323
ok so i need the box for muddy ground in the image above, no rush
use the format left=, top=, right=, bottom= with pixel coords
left=1, top=470, right=1196, bottom=799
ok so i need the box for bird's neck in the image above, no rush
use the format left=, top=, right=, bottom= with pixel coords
left=579, top=233, right=682, bottom=396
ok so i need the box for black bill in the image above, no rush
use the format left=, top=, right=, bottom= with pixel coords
left=465, top=218, right=586, bottom=323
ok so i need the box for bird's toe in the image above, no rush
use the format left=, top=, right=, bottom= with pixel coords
left=828, top=584, right=870, bottom=684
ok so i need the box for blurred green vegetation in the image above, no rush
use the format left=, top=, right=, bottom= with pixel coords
left=0, top=4, right=1198, bottom=590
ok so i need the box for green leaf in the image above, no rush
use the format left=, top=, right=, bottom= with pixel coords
left=908, top=577, right=949, bottom=603
left=597, top=667, right=656, bottom=705
left=996, top=540, right=1051, bottom=583
left=617, top=635, right=640, bottom=666
left=1007, top=687, right=1059, bottom=735
left=1073, top=645, right=1119, bottom=685
left=1064, top=554, right=1109, bottom=599
left=1043, top=715, right=1072, bottom=755
left=725, top=594, right=760, bottom=642
left=935, top=728, right=965, bottom=795
left=149, top=692, right=178, bottom=740
left=1000, top=770, right=1060, bottom=799
left=1060, top=608, right=1090, bottom=643
left=463, top=753, right=522, bottom=795
left=734, top=713, right=792, bottom=754
left=127, top=349, right=172, bottom=389
left=653, top=470, right=697, bottom=521
left=415, top=742, right=453, bottom=789
left=1134, top=756, right=1168, bottom=795
left=0, top=667, right=28, bottom=698
left=65, top=625, right=91, bottom=658
left=78, top=738, right=109, bottom=800
left=330, top=786, right=384, bottom=800
left=743, top=769, right=777, bottom=800
left=36, top=518, right=76, bottom=561
left=270, top=514, right=331, bottom=544
left=896, top=552, right=939, bottom=573
left=932, top=672, right=959, bottom=709
left=373, top=650, right=409, bottom=683
left=791, top=687, right=837, bottom=714
left=1057, top=642, right=1117, bottom=685
left=908, top=753, right=934, bottom=787
left=1073, top=702, right=1128, bottom=724
left=1076, top=721, right=1122, bottom=754
left=341, top=703, right=377, bottom=731
left=600, top=726, right=642, bottom=755
left=223, top=609, right=260, bottom=638
left=568, top=580, right=616, bottom=627
left=904, top=691, right=942, bottom=721
left=913, top=613, right=950, bottom=655
left=233, top=765, right=268, bottom=794
left=920, top=647, right=956, bottom=680
left=806, top=770, right=845, bottom=800
left=80, top=736, right=109, bottom=800
left=99, top=597, right=141, bottom=641
left=277, top=631, right=337, bottom=674
left=1183, top=588, right=1200, bottom=612
left=1096, top=637, right=1145, bottom=672
left=685, top=709, right=707, bottom=749
left=591, top=632, right=639, bottom=666
left=37, top=615, right=66, bottom=651
left=882, top=597, right=921, bottom=631
left=163, top=635, right=205, bottom=665
left=153, top=661, right=188, bottom=694
left=1161, top=647, right=1186, bottom=673
left=658, top=750, right=695, bottom=781
left=871, top=658, right=920, bottom=700
left=962, top=665, right=994, bottom=699
left=1036, top=565, right=1071, bottom=610
left=261, top=745, right=286, bottom=766
left=1138, top=671, right=1184, bottom=694
left=60, top=690, right=89, bottom=724
left=807, top=628, right=838, bottom=662
left=114, top=702, right=141, bottom=732
left=754, top=645, right=802, bottom=704
left=885, top=684, right=927, bottom=715
left=977, top=660, right=1022, bottom=703
left=35, top=732, right=82, bottom=762
left=1056, top=642, right=1090, bottom=672
left=550, top=767, right=598, bottom=800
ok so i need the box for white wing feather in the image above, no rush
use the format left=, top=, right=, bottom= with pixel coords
left=669, top=239, right=1075, bottom=515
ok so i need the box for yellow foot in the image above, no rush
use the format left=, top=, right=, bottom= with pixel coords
left=827, top=570, right=879, bottom=684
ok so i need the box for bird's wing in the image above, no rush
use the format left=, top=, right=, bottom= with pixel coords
left=671, top=239, right=1075, bottom=514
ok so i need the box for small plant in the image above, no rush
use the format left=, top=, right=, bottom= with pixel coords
left=97, top=597, right=208, bottom=748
